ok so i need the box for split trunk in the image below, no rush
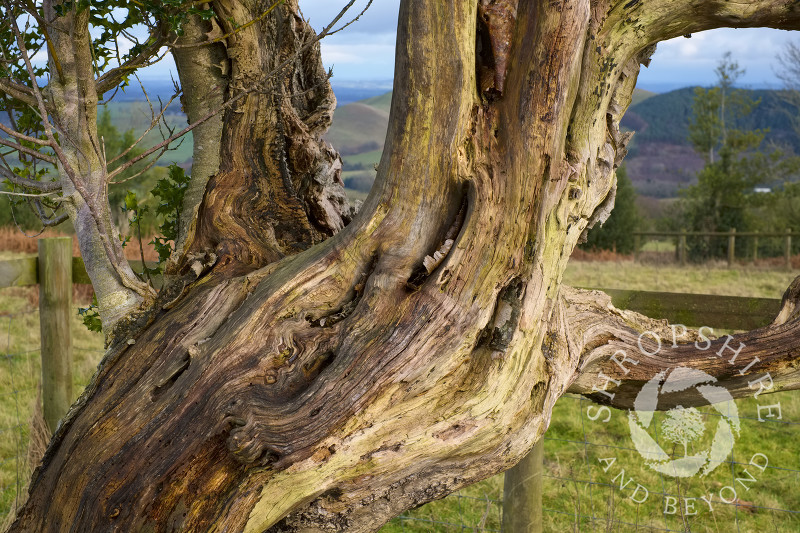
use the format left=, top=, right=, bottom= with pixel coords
left=11, top=0, right=800, bottom=531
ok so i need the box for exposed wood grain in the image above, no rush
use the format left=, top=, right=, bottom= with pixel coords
left=566, top=284, right=800, bottom=410
left=10, top=0, right=800, bottom=531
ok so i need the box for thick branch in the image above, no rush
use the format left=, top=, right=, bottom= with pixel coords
left=613, top=0, right=800, bottom=49
left=0, top=121, right=52, bottom=145
left=566, top=284, right=800, bottom=410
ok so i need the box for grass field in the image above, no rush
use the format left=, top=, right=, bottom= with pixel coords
left=563, top=260, right=797, bottom=298
left=343, top=148, right=383, bottom=168
left=1, top=250, right=799, bottom=531
left=0, top=285, right=103, bottom=522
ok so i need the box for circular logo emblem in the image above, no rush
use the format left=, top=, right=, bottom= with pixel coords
left=628, top=367, right=741, bottom=478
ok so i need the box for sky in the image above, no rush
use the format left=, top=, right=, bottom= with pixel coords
left=125, top=0, right=800, bottom=93
left=292, top=0, right=800, bottom=92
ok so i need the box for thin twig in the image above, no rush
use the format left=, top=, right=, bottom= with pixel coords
left=0, top=136, right=57, bottom=164
left=109, top=144, right=168, bottom=184
left=0, top=78, right=37, bottom=107
left=0, top=122, right=51, bottom=145
left=0, top=189, right=59, bottom=197
left=108, top=77, right=181, bottom=166
left=106, top=87, right=252, bottom=180
left=0, top=166, right=61, bottom=192
left=22, top=0, right=64, bottom=82
left=109, top=0, right=372, bottom=180
left=31, top=197, right=68, bottom=226
left=7, top=0, right=152, bottom=298
left=95, top=27, right=169, bottom=95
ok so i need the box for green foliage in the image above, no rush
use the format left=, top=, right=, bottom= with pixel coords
left=675, top=53, right=795, bottom=260
left=150, top=164, right=190, bottom=264
left=78, top=295, right=103, bottom=333
left=582, top=166, right=639, bottom=254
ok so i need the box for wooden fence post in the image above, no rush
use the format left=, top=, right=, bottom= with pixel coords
left=38, top=237, right=73, bottom=434
left=679, top=231, right=687, bottom=266
left=786, top=229, right=793, bottom=271
left=753, top=234, right=759, bottom=263
left=502, top=439, right=544, bottom=533
left=727, top=228, right=736, bottom=268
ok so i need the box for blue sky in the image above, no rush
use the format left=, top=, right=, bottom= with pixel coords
left=129, top=1, right=800, bottom=93
left=294, top=0, right=799, bottom=92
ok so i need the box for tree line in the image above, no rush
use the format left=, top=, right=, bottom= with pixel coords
left=584, top=51, right=800, bottom=260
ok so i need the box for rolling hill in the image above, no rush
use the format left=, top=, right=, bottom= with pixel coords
left=324, top=86, right=800, bottom=199
left=325, top=87, right=681, bottom=196
left=621, top=87, right=799, bottom=197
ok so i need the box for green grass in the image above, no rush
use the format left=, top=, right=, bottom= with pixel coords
left=359, top=91, right=393, bottom=114
left=2, top=254, right=799, bottom=530
left=343, top=149, right=383, bottom=168
left=0, top=282, right=103, bottom=520
left=563, top=261, right=797, bottom=298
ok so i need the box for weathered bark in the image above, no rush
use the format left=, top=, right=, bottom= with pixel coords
left=567, top=278, right=800, bottom=409
left=10, top=0, right=800, bottom=532
left=181, top=0, right=353, bottom=273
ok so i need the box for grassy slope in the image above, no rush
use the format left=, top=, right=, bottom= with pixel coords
left=102, top=102, right=194, bottom=165
left=631, top=87, right=657, bottom=107
left=563, top=260, right=797, bottom=298
left=325, top=103, right=389, bottom=152
left=358, top=91, right=393, bottom=114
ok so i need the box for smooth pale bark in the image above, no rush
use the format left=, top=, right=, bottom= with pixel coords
left=10, top=0, right=800, bottom=532
left=171, top=14, right=230, bottom=261
left=43, top=1, right=153, bottom=330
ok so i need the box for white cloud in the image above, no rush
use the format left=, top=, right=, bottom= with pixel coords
left=640, top=28, right=799, bottom=88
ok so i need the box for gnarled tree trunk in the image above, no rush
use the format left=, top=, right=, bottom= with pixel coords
left=10, top=0, right=800, bottom=531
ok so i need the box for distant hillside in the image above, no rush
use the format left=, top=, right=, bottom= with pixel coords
left=326, top=87, right=800, bottom=199
left=622, top=87, right=799, bottom=198
left=325, top=102, right=389, bottom=157
left=630, top=88, right=656, bottom=106
left=358, top=91, right=393, bottom=114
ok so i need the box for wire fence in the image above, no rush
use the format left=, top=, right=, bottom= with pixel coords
left=0, top=251, right=799, bottom=532
left=388, top=390, right=800, bottom=532
left=0, top=285, right=104, bottom=527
